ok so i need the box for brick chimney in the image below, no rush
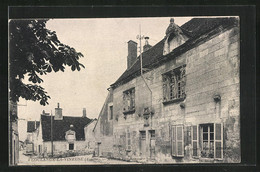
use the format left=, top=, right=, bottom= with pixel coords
left=143, top=37, right=152, bottom=52
left=83, top=108, right=86, bottom=118
left=127, top=40, right=137, bottom=69
left=54, top=103, right=63, bottom=120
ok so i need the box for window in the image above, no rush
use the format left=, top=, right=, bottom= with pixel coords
left=69, top=143, right=74, bottom=150
left=140, top=131, right=146, bottom=140
left=149, top=130, right=155, bottom=138
left=192, top=123, right=223, bottom=159
left=163, top=66, right=186, bottom=104
left=123, top=88, right=135, bottom=114
left=109, top=105, right=113, bottom=120
left=67, top=134, right=74, bottom=140
left=171, top=125, right=184, bottom=157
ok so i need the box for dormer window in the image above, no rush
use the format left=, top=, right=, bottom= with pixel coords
left=163, top=18, right=189, bottom=55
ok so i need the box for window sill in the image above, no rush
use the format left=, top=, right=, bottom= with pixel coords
left=123, top=109, right=135, bottom=115
left=163, top=97, right=185, bottom=105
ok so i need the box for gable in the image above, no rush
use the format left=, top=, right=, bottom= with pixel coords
left=41, top=115, right=92, bottom=141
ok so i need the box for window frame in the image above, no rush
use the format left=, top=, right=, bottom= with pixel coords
left=69, top=143, right=74, bottom=150
left=191, top=123, right=223, bottom=160
left=123, top=87, right=135, bottom=114
left=162, top=65, right=186, bottom=105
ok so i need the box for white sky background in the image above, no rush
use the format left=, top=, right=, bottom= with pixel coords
left=17, top=17, right=192, bottom=140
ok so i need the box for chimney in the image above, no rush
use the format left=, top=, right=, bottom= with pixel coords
left=127, top=40, right=137, bottom=69
left=143, top=37, right=152, bottom=52
left=54, top=103, right=63, bottom=120
left=83, top=108, right=86, bottom=118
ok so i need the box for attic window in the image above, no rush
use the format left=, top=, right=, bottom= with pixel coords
left=162, top=65, right=186, bottom=104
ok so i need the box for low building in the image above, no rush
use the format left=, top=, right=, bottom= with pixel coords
left=95, top=17, right=240, bottom=163
left=39, top=104, right=92, bottom=157
left=25, top=120, right=40, bottom=155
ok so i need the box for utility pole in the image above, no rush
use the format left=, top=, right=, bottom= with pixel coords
left=51, top=110, right=53, bottom=157
left=137, top=24, right=144, bottom=76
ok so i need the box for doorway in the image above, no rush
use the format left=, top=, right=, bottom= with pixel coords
left=140, top=131, right=146, bottom=157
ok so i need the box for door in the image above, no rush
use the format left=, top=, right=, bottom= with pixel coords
left=97, top=142, right=101, bottom=157
left=140, top=131, right=146, bottom=157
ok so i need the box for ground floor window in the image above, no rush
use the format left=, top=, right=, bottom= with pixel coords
left=69, top=143, right=74, bottom=150
left=192, top=123, right=223, bottom=159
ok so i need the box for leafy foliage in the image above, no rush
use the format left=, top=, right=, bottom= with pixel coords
left=9, top=19, right=85, bottom=105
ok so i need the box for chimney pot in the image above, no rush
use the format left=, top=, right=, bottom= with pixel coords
left=83, top=108, right=87, bottom=118
left=143, top=37, right=152, bottom=52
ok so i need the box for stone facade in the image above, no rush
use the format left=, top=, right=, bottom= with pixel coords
left=95, top=18, right=240, bottom=163
left=9, top=101, right=19, bottom=165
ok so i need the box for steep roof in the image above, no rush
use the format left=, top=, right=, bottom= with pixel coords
left=41, top=115, right=92, bottom=142
left=27, top=121, right=40, bottom=132
left=111, top=17, right=238, bottom=88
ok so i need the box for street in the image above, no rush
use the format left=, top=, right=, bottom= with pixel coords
left=18, top=151, right=140, bottom=165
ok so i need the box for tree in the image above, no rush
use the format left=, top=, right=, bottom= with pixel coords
left=9, top=19, right=85, bottom=106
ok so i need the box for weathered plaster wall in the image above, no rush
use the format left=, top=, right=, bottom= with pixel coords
left=43, top=140, right=87, bottom=154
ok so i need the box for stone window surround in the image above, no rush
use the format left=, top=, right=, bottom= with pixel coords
left=122, top=87, right=135, bottom=115
left=162, top=64, right=186, bottom=105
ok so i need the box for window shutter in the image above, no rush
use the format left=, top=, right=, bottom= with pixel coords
left=191, top=125, right=199, bottom=157
left=172, top=125, right=184, bottom=157
left=171, top=126, right=176, bottom=156
left=214, top=123, right=223, bottom=159
left=126, top=129, right=131, bottom=151
left=176, top=125, right=184, bottom=157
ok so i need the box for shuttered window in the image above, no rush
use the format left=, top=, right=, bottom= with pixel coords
left=191, top=125, right=199, bottom=157
left=191, top=123, right=223, bottom=159
left=171, top=125, right=184, bottom=157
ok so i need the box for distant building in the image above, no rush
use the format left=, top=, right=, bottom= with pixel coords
left=94, top=17, right=240, bottom=163
left=39, top=104, right=92, bottom=156
left=25, top=120, right=40, bottom=155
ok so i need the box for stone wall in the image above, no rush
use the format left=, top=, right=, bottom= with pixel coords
left=99, top=25, right=240, bottom=163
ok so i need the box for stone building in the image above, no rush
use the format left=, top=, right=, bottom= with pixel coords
left=9, top=101, right=19, bottom=165
left=95, top=17, right=240, bottom=163
left=25, top=120, right=40, bottom=154
left=39, top=104, right=92, bottom=156
left=92, top=90, right=114, bottom=157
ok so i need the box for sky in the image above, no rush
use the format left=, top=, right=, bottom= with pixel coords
left=17, top=17, right=192, bottom=141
